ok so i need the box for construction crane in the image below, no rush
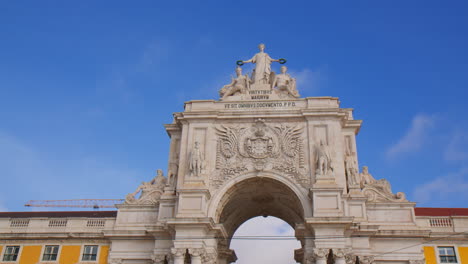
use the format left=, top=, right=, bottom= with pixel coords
left=25, top=199, right=124, bottom=209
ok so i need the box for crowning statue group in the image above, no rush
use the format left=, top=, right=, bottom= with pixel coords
left=219, top=43, right=300, bottom=100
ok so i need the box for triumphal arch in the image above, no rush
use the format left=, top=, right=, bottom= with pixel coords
left=106, top=44, right=426, bottom=264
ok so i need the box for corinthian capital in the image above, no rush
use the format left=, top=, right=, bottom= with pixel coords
left=313, top=248, right=330, bottom=259
left=345, top=254, right=357, bottom=264
left=358, top=255, right=375, bottom=264
left=188, top=248, right=204, bottom=257
left=171, top=248, right=186, bottom=257
left=332, top=248, right=350, bottom=259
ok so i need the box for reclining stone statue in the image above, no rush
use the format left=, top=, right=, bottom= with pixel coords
left=125, top=169, right=166, bottom=205
left=219, top=67, right=250, bottom=100
left=360, top=166, right=406, bottom=202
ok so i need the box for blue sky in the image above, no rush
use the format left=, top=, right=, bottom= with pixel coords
left=1, top=1, right=467, bottom=262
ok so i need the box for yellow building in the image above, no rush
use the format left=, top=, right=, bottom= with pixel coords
left=0, top=211, right=114, bottom=264
left=1, top=208, right=467, bottom=263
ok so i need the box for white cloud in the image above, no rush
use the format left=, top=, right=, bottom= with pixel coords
left=444, top=130, right=468, bottom=162
left=230, top=216, right=300, bottom=264
left=386, top=114, right=435, bottom=160
left=289, top=67, right=326, bottom=94
left=413, top=167, right=468, bottom=206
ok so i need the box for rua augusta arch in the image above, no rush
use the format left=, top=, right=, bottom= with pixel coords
left=6, top=45, right=467, bottom=264
left=107, top=44, right=426, bottom=264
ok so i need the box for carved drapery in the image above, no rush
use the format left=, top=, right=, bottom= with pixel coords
left=213, top=119, right=307, bottom=188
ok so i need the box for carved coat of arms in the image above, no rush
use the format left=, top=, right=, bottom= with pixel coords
left=213, top=119, right=307, bottom=188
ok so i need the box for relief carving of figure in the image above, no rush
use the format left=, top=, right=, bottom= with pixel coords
left=272, top=66, right=299, bottom=98
left=189, top=141, right=204, bottom=176
left=360, top=166, right=407, bottom=202
left=241, top=43, right=279, bottom=84
left=219, top=67, right=250, bottom=100
left=125, top=169, right=166, bottom=205
left=314, top=140, right=333, bottom=176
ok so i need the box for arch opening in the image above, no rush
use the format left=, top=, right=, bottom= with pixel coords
left=216, top=177, right=305, bottom=247
left=230, top=216, right=301, bottom=264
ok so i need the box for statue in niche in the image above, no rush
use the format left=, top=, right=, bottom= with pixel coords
left=219, top=67, right=250, bottom=100
left=344, top=151, right=359, bottom=187
left=125, top=169, right=166, bottom=205
left=271, top=66, right=299, bottom=98
left=241, top=43, right=280, bottom=85
left=189, top=141, right=204, bottom=176
left=167, top=162, right=178, bottom=188
left=314, top=140, right=333, bottom=176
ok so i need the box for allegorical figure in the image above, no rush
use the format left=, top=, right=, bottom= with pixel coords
left=271, top=65, right=299, bottom=98
left=344, top=152, right=359, bottom=187
left=125, top=169, right=166, bottom=204
left=242, top=43, right=279, bottom=84
left=219, top=67, right=250, bottom=100
left=360, top=166, right=391, bottom=193
left=314, top=140, right=333, bottom=176
left=189, top=141, right=204, bottom=176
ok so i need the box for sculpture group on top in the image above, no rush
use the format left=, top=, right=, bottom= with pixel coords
left=219, top=44, right=300, bottom=100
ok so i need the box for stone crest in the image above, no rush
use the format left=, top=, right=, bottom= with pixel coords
left=213, top=119, right=307, bottom=188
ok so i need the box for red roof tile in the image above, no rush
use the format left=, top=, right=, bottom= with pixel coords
left=415, top=207, right=468, bottom=216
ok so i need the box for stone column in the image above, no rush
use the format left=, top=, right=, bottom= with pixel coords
left=171, top=248, right=185, bottom=264
left=333, top=249, right=348, bottom=264
left=312, top=248, right=330, bottom=264
left=189, top=248, right=202, bottom=264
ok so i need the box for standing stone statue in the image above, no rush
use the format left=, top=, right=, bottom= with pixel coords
left=344, top=152, right=359, bottom=187
left=219, top=67, right=250, bottom=100
left=189, top=141, right=204, bottom=176
left=272, top=66, right=299, bottom=98
left=314, top=140, right=333, bottom=176
left=242, top=43, right=280, bottom=85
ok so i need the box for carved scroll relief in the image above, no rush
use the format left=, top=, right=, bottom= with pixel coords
left=212, top=119, right=308, bottom=188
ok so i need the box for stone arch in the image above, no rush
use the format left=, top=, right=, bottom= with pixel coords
left=208, top=171, right=311, bottom=245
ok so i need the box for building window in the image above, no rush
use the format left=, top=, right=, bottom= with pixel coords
left=42, top=245, right=59, bottom=261
left=2, top=246, right=20, bottom=261
left=439, top=247, right=457, bottom=263
left=82, top=245, right=98, bottom=261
